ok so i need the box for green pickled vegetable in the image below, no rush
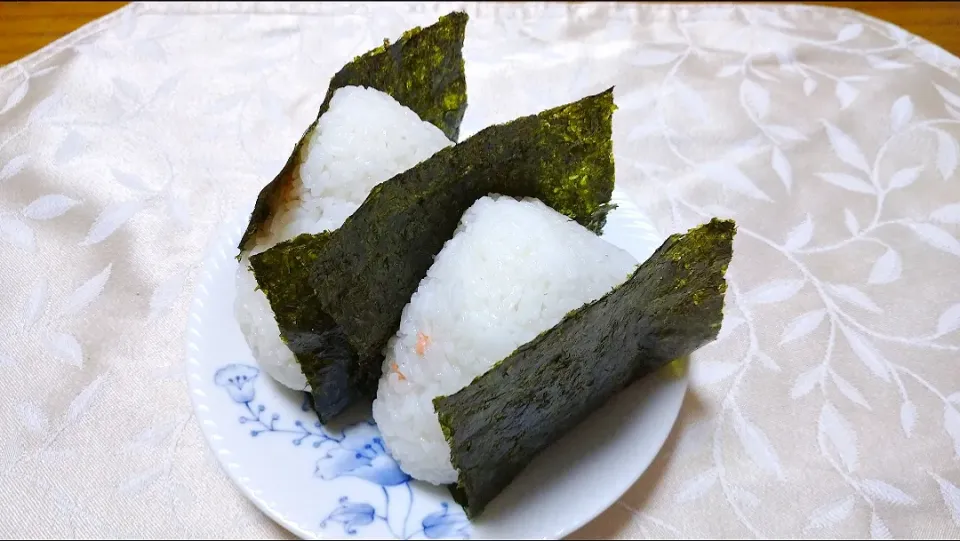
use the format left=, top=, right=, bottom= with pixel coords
left=433, top=218, right=737, bottom=518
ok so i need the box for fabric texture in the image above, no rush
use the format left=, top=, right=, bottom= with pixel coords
left=2, top=2, right=960, bottom=538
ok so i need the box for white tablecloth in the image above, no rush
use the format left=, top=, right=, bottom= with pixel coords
left=2, top=2, right=960, bottom=539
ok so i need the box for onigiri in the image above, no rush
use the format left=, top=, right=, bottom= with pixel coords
left=371, top=195, right=638, bottom=485
left=234, top=86, right=453, bottom=391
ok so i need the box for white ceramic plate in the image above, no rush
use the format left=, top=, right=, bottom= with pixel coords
left=185, top=189, right=687, bottom=540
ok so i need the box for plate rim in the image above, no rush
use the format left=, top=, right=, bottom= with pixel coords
left=184, top=206, right=327, bottom=541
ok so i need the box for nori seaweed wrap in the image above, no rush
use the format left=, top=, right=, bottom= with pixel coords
left=237, top=11, right=469, bottom=416
left=252, top=88, right=619, bottom=422
left=433, top=218, right=737, bottom=518
left=238, top=11, right=469, bottom=253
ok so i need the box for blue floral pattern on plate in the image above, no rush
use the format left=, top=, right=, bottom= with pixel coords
left=214, top=363, right=471, bottom=539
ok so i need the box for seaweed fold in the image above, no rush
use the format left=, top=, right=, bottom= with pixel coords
left=253, top=87, right=619, bottom=422
left=247, top=233, right=361, bottom=414
left=240, top=11, right=468, bottom=418
left=433, top=218, right=737, bottom=518
left=238, top=11, right=469, bottom=253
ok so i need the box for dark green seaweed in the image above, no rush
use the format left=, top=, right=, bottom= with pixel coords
left=248, top=232, right=374, bottom=412
left=433, top=218, right=737, bottom=518
left=238, top=11, right=469, bottom=252
left=287, top=88, right=618, bottom=420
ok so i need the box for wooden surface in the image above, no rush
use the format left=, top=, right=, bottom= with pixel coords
left=0, top=2, right=126, bottom=66
left=0, top=2, right=958, bottom=66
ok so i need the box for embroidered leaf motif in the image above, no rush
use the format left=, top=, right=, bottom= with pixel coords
left=844, top=209, right=860, bottom=235
left=111, top=168, right=151, bottom=192
left=901, top=400, right=917, bottom=438
left=732, top=410, right=783, bottom=479
left=716, top=315, right=746, bottom=341
left=890, top=95, right=913, bottom=131
left=931, top=204, right=960, bottom=224
left=23, top=277, right=47, bottom=329
left=840, top=326, right=890, bottom=382
left=836, top=23, right=863, bottom=42
left=119, top=464, right=169, bottom=495
left=937, top=304, right=960, bottom=335
left=784, top=214, right=813, bottom=250
left=22, top=194, right=80, bottom=220
left=704, top=163, right=772, bottom=201
left=0, top=154, right=29, bottom=183
left=129, top=419, right=179, bottom=448
left=0, top=216, right=35, bottom=251
left=744, top=279, right=805, bottom=305
left=936, top=130, right=958, bottom=180
left=830, top=371, right=870, bottom=409
left=827, top=284, right=883, bottom=314
left=148, top=273, right=185, bottom=322
left=766, top=124, right=807, bottom=143
left=770, top=147, right=793, bottom=193
left=81, top=200, right=144, bottom=246
left=17, top=403, right=49, bottom=434
left=740, top=78, right=770, bottom=120
left=867, top=56, right=910, bottom=70
left=717, top=65, right=740, bottom=77
left=28, top=93, right=58, bottom=124
left=819, top=401, right=859, bottom=472
left=823, top=121, right=870, bottom=173
left=931, top=473, right=960, bottom=527
left=868, top=249, right=901, bottom=285
left=835, top=81, right=858, bottom=109
left=0, top=79, right=28, bottom=115
left=907, top=223, right=960, bottom=257
left=946, top=104, right=960, bottom=121
left=46, top=332, right=83, bottom=367
left=54, top=130, right=87, bottom=165
left=944, top=405, right=960, bottom=458
left=935, top=84, right=960, bottom=109
left=67, top=375, right=105, bottom=422
left=781, top=309, right=826, bottom=345
left=674, top=469, right=718, bottom=503
left=805, top=495, right=855, bottom=531
left=860, top=479, right=918, bottom=506
left=152, top=76, right=181, bottom=100
left=817, top=173, right=874, bottom=195
left=791, top=366, right=824, bottom=399
left=755, top=351, right=780, bottom=372
left=60, top=264, right=112, bottom=318
left=888, top=166, right=922, bottom=190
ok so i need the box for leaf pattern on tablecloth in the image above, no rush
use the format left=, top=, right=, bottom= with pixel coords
left=0, top=2, right=959, bottom=539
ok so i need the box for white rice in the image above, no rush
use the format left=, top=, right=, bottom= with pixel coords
left=372, top=195, right=638, bottom=485
left=234, top=86, right=453, bottom=391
